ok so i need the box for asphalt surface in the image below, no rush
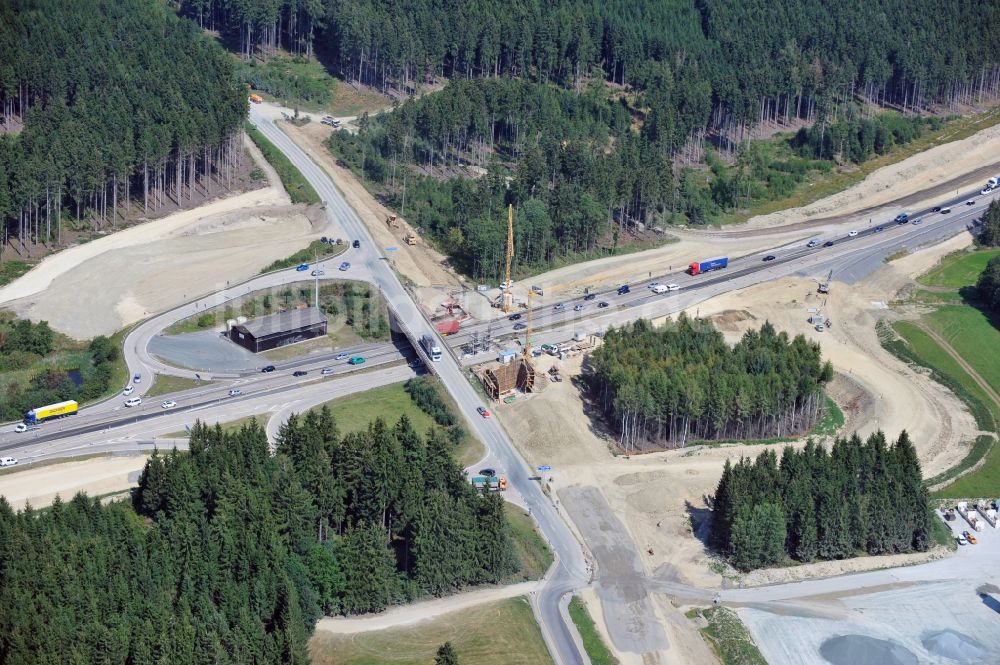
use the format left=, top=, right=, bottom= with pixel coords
left=247, top=106, right=592, bottom=665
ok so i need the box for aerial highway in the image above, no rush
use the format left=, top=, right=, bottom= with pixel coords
left=0, top=104, right=993, bottom=664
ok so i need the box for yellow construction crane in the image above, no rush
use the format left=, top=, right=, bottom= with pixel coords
left=502, top=204, right=514, bottom=313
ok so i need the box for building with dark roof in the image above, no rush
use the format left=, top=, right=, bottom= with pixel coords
left=228, top=308, right=328, bottom=353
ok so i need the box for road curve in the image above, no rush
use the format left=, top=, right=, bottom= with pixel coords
left=248, top=106, right=592, bottom=665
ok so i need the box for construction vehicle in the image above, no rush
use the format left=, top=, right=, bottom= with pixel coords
left=24, top=400, right=79, bottom=425
left=385, top=214, right=399, bottom=228
left=688, top=257, right=729, bottom=275
left=818, top=270, right=832, bottom=294
left=405, top=233, right=418, bottom=245
left=471, top=475, right=507, bottom=492
left=249, top=94, right=263, bottom=104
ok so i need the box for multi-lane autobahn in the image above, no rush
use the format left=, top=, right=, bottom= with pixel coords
left=0, top=105, right=995, bottom=664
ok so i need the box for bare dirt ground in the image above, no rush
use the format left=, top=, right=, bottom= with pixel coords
left=0, top=136, right=334, bottom=339
left=0, top=455, right=149, bottom=510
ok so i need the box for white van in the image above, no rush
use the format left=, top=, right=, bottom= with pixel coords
left=0, top=456, right=18, bottom=467
left=124, top=397, right=142, bottom=407
left=651, top=284, right=669, bottom=294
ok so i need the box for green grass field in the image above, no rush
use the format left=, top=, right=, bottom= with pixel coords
left=145, top=374, right=205, bottom=398
left=308, top=596, right=554, bottom=665
left=568, top=597, right=619, bottom=665
left=812, top=396, right=845, bottom=437
left=0, top=260, right=32, bottom=288
left=685, top=606, right=768, bottom=665
left=918, top=249, right=1000, bottom=288
left=925, top=306, right=1000, bottom=393
left=505, top=503, right=554, bottom=582
left=245, top=120, right=321, bottom=204
left=260, top=239, right=346, bottom=274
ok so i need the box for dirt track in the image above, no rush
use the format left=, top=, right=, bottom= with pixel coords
left=0, top=455, right=150, bottom=510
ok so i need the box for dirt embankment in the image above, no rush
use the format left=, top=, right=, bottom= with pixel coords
left=0, top=136, right=330, bottom=339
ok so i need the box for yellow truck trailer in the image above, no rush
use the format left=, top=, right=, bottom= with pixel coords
left=24, top=400, right=79, bottom=425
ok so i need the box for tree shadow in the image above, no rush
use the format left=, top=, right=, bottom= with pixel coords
left=685, top=499, right=714, bottom=546
left=956, top=285, right=1000, bottom=336
left=981, top=593, right=1000, bottom=615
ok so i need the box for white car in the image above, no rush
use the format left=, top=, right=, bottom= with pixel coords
left=0, top=456, right=18, bottom=467
left=848, top=230, right=859, bottom=237
left=321, top=367, right=334, bottom=375
left=161, top=400, right=177, bottom=409
left=311, top=269, right=325, bottom=277
left=228, top=388, right=242, bottom=397
left=981, top=188, right=993, bottom=196
left=123, top=385, right=135, bottom=396
left=124, top=397, right=142, bottom=407
left=13, top=423, right=27, bottom=433
left=912, top=218, right=923, bottom=225
left=667, top=283, right=680, bottom=291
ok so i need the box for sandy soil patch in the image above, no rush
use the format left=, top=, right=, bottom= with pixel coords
left=0, top=455, right=149, bottom=510
left=4, top=205, right=320, bottom=338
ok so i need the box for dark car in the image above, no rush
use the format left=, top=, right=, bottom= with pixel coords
left=874, top=225, right=884, bottom=233
left=293, top=370, right=308, bottom=377
left=894, top=213, right=909, bottom=223
left=479, top=468, right=497, bottom=477
left=931, top=206, right=942, bottom=212
left=584, top=293, right=597, bottom=301
left=352, top=239, right=360, bottom=248
left=896, top=218, right=909, bottom=225
left=513, top=323, right=527, bottom=330
left=617, top=285, right=630, bottom=295
left=261, top=365, right=276, bottom=373
left=597, top=301, right=609, bottom=308
left=763, top=255, right=776, bottom=262
left=823, top=241, right=834, bottom=247
left=508, top=313, right=522, bottom=321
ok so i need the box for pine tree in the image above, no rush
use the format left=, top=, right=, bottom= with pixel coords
left=436, top=641, right=460, bottom=665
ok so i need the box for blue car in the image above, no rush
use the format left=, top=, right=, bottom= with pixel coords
left=339, top=261, right=351, bottom=271
left=296, top=263, right=309, bottom=272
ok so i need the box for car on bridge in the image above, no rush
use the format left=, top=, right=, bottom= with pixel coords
left=0, top=456, right=18, bottom=467
left=982, top=188, right=993, bottom=196
left=261, top=365, right=276, bottom=373
left=513, top=323, right=527, bottom=330
left=293, top=370, right=308, bottom=377
left=352, top=239, right=360, bottom=248
left=667, top=283, right=680, bottom=291
left=807, top=239, right=820, bottom=247
left=13, top=423, right=27, bottom=433
left=848, top=230, right=859, bottom=237
left=509, top=313, right=522, bottom=321
left=940, top=206, right=952, bottom=214
left=598, top=301, right=609, bottom=308
left=228, top=388, right=242, bottom=397
left=296, top=264, right=309, bottom=272
left=912, top=218, right=923, bottom=225
left=348, top=356, right=365, bottom=365
left=124, top=397, right=142, bottom=407
left=894, top=213, right=909, bottom=223
left=823, top=241, right=834, bottom=247
left=584, top=293, right=596, bottom=301
left=966, top=199, right=976, bottom=206
left=335, top=352, right=348, bottom=361
left=763, top=254, right=776, bottom=262
left=617, top=285, right=630, bottom=295
left=874, top=225, right=885, bottom=233
left=161, top=400, right=176, bottom=409
left=123, top=385, right=135, bottom=396
left=553, top=303, right=565, bottom=311
left=573, top=304, right=584, bottom=311
left=477, top=406, right=491, bottom=418
left=321, top=367, right=334, bottom=375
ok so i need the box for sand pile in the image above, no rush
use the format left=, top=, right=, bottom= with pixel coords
left=820, top=634, right=917, bottom=665
left=921, top=630, right=986, bottom=663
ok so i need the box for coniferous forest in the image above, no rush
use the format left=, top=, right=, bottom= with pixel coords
left=0, top=411, right=518, bottom=663
left=0, top=0, right=247, bottom=252
left=711, top=432, right=930, bottom=571
left=586, top=317, right=834, bottom=450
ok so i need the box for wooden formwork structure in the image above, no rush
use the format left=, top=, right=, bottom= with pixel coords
left=481, top=358, right=536, bottom=400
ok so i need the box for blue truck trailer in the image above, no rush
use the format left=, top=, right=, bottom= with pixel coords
left=688, top=256, right=729, bottom=275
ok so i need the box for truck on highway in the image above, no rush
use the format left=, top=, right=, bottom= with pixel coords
left=420, top=334, right=442, bottom=361
left=471, top=475, right=507, bottom=492
left=987, top=176, right=1000, bottom=189
left=688, top=256, right=729, bottom=276
left=24, top=400, right=79, bottom=425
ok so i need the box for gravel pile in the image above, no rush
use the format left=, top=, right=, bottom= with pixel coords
left=922, top=630, right=986, bottom=663
left=820, top=634, right=918, bottom=665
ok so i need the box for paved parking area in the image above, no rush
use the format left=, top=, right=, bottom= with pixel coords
left=149, top=330, right=260, bottom=372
